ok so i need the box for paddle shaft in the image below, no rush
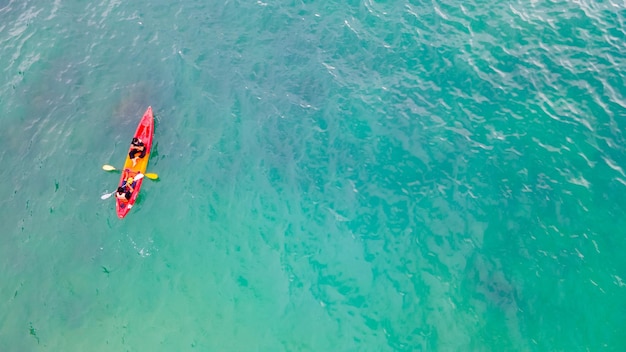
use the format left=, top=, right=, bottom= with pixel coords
left=102, top=165, right=158, bottom=179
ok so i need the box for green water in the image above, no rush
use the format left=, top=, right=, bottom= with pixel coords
left=1, top=0, right=625, bottom=350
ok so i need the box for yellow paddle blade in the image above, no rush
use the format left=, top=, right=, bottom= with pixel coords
left=145, top=173, right=159, bottom=180
left=102, top=164, right=117, bottom=171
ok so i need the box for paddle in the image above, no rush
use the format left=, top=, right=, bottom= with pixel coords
left=102, top=164, right=159, bottom=180
left=100, top=173, right=145, bottom=200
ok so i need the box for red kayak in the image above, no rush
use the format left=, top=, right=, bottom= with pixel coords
left=116, top=107, right=154, bottom=218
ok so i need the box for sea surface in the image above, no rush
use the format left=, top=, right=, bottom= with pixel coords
left=1, top=0, right=625, bottom=351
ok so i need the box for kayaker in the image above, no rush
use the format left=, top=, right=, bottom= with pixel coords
left=115, top=186, right=132, bottom=201
left=129, top=137, right=146, bottom=167
left=116, top=175, right=135, bottom=201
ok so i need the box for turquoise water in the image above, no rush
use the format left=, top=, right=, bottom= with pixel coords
left=1, top=0, right=625, bottom=350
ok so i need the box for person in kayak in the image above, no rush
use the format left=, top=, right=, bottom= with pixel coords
left=115, top=186, right=132, bottom=201
left=129, top=137, right=146, bottom=167
left=115, top=175, right=135, bottom=202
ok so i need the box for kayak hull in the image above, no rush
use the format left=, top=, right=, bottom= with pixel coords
left=116, top=106, right=154, bottom=218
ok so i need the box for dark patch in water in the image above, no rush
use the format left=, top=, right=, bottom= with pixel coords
left=237, top=276, right=249, bottom=287
left=467, top=254, right=518, bottom=311
left=29, top=322, right=39, bottom=344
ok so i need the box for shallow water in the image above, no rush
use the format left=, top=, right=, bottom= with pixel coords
left=1, top=0, right=625, bottom=350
